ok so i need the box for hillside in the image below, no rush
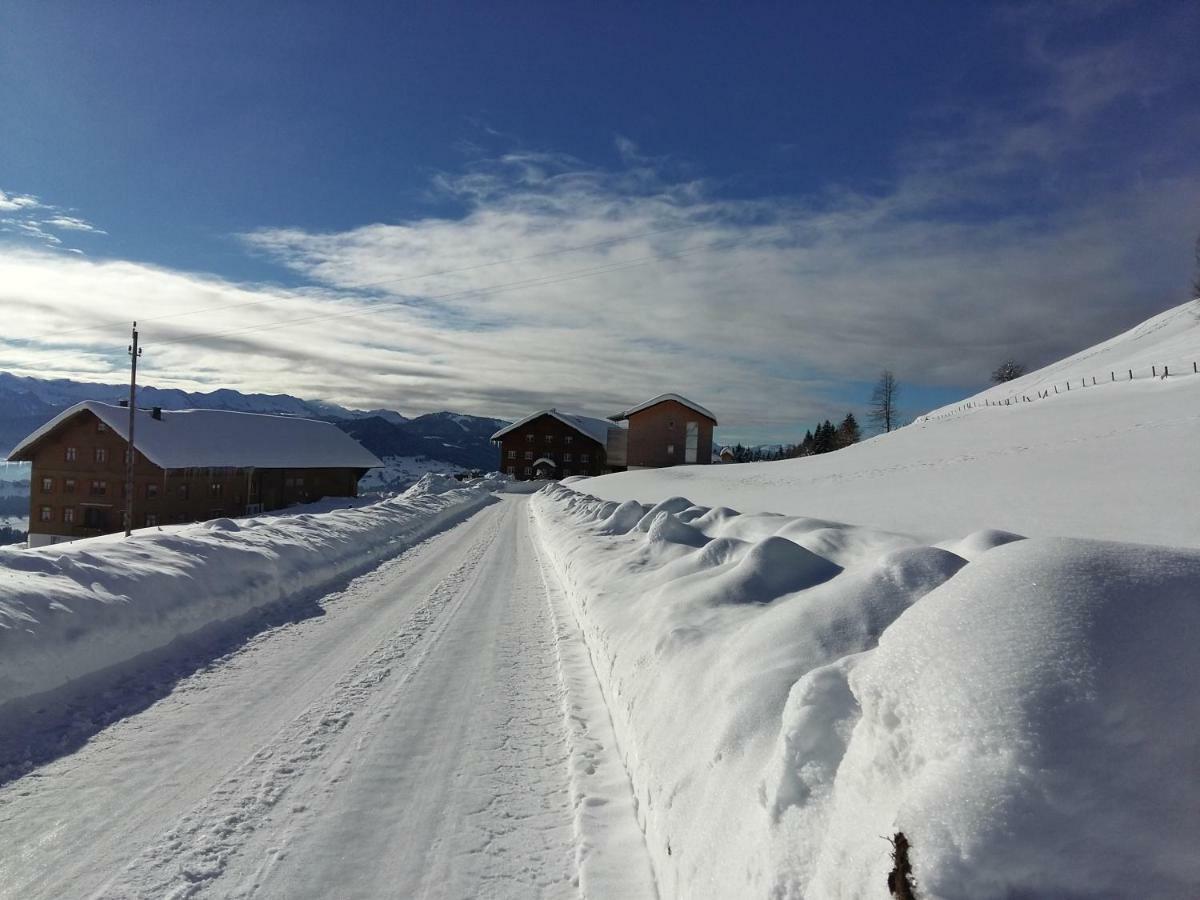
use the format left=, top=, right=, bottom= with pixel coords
left=579, top=299, right=1200, bottom=548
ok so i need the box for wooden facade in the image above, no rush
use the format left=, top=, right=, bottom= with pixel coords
left=19, top=408, right=368, bottom=546
left=493, top=413, right=609, bottom=481
left=614, top=396, right=716, bottom=469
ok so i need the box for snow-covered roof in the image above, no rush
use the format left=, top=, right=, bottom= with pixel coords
left=8, top=401, right=383, bottom=470
left=490, top=409, right=623, bottom=446
left=610, top=393, right=717, bottom=424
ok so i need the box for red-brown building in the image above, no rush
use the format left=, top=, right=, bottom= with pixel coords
left=492, top=394, right=717, bottom=480
left=7, top=401, right=381, bottom=547
left=490, top=409, right=626, bottom=481
left=610, top=393, right=717, bottom=469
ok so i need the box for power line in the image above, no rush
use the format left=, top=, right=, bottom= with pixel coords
left=28, top=220, right=712, bottom=342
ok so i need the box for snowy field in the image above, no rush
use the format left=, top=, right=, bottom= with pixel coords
left=357, top=454, right=462, bottom=493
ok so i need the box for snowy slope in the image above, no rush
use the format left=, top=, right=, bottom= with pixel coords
left=578, top=300, right=1200, bottom=548
left=926, top=298, right=1200, bottom=413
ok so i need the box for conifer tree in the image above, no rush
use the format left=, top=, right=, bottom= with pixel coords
left=836, top=412, right=861, bottom=448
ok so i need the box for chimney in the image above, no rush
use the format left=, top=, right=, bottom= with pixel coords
left=151, top=407, right=162, bottom=420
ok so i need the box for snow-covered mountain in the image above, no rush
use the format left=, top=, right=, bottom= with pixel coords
left=0, top=372, right=507, bottom=475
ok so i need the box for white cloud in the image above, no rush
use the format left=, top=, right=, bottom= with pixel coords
left=0, top=190, right=41, bottom=212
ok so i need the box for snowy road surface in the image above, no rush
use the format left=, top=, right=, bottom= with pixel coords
left=0, top=495, right=654, bottom=899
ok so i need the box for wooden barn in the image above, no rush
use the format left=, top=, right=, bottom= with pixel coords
left=7, top=401, right=382, bottom=546
left=490, top=409, right=627, bottom=481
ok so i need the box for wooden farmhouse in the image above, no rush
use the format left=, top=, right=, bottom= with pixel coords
left=491, top=393, right=716, bottom=481
left=8, top=401, right=382, bottom=547
left=490, top=409, right=626, bottom=480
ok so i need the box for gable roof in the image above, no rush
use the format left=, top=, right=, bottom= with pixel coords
left=609, top=393, right=717, bottom=424
left=490, top=409, right=623, bottom=446
left=7, top=401, right=383, bottom=470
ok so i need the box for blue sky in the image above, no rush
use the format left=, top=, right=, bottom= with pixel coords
left=1, top=1, right=1197, bottom=443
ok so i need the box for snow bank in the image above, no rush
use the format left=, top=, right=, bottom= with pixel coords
left=0, top=476, right=502, bottom=709
left=532, top=483, right=1200, bottom=899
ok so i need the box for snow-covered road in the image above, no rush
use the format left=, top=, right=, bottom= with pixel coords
left=0, top=494, right=654, bottom=899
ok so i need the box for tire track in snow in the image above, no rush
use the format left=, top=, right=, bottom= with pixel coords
left=530, top=504, right=660, bottom=898
left=90, top=509, right=504, bottom=900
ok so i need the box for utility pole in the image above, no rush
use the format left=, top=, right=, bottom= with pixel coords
left=125, top=322, right=141, bottom=537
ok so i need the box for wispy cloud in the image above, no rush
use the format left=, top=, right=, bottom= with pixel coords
left=0, top=189, right=106, bottom=250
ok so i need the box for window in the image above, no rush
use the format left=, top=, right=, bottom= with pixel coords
left=65, top=446, right=77, bottom=462
left=146, top=483, right=159, bottom=499
left=40, top=505, right=53, bottom=522
left=524, top=451, right=533, bottom=460
left=41, top=477, right=53, bottom=493
left=145, top=513, right=159, bottom=527
left=211, top=482, right=223, bottom=497
left=667, top=444, right=675, bottom=456
left=564, top=435, right=573, bottom=445
left=90, top=480, right=107, bottom=496
left=63, top=507, right=75, bottom=524
left=525, top=433, right=534, bottom=442
left=544, top=434, right=553, bottom=444
left=685, top=421, right=699, bottom=464
left=581, top=453, right=590, bottom=463
left=64, top=478, right=76, bottom=494
left=97, top=422, right=108, bottom=433
left=563, top=453, right=572, bottom=462
left=94, top=447, right=108, bottom=463
left=562, top=468, right=571, bottom=476
left=524, top=466, right=531, bottom=475
left=507, top=450, right=516, bottom=459
left=506, top=466, right=515, bottom=475
left=178, top=484, right=190, bottom=500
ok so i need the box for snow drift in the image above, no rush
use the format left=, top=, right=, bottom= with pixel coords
left=532, top=483, right=1200, bottom=899
left=0, top=474, right=501, bottom=709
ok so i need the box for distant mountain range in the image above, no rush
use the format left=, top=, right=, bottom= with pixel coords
left=0, top=372, right=507, bottom=472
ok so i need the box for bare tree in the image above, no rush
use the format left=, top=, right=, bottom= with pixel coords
left=868, top=369, right=899, bottom=433
left=1193, top=231, right=1200, bottom=299
left=991, top=360, right=1027, bottom=383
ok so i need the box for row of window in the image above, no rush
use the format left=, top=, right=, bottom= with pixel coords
left=37, top=505, right=224, bottom=528
left=524, top=433, right=575, bottom=444
left=39, top=477, right=224, bottom=499
left=506, top=450, right=590, bottom=463
left=505, top=466, right=579, bottom=477
left=58, top=446, right=133, bottom=464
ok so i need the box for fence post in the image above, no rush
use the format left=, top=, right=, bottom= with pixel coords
left=1111, top=371, right=1115, bottom=381
left=1164, top=365, right=1168, bottom=377
left=1091, top=376, right=1096, bottom=385
left=1129, top=369, right=1133, bottom=380
left=1054, top=385, right=1058, bottom=394
left=1194, top=362, right=1197, bottom=374
left=1152, top=365, right=1157, bottom=377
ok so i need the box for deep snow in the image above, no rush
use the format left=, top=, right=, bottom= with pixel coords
left=527, top=301, right=1200, bottom=897
left=0, top=474, right=498, bottom=713
left=533, top=484, right=1200, bottom=899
